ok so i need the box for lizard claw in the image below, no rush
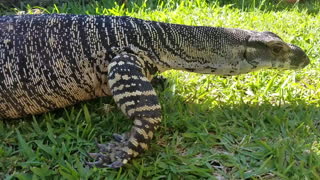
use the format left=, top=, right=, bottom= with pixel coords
left=106, top=160, right=124, bottom=169
left=87, top=152, right=102, bottom=159
left=85, top=159, right=124, bottom=168
left=85, top=151, right=113, bottom=168
left=96, top=142, right=115, bottom=153
left=86, top=140, right=129, bottom=168
left=85, top=159, right=106, bottom=168
left=113, top=133, right=127, bottom=142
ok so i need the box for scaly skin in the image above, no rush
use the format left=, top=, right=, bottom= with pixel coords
left=0, top=14, right=310, bottom=168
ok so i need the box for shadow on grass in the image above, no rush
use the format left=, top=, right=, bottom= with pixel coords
left=158, top=83, right=320, bottom=177
left=162, top=87, right=320, bottom=143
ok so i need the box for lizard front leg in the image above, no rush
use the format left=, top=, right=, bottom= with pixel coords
left=86, top=53, right=161, bottom=168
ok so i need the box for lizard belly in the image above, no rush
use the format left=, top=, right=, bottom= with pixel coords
left=0, top=59, right=111, bottom=119
left=0, top=79, right=111, bottom=119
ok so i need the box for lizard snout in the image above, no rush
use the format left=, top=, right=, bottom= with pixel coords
left=300, top=55, right=310, bottom=68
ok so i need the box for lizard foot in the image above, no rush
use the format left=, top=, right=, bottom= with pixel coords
left=85, top=133, right=130, bottom=168
left=151, top=75, right=168, bottom=90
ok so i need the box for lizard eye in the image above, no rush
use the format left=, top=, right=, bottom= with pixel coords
left=272, top=45, right=283, bottom=55
left=267, top=41, right=289, bottom=55
left=271, top=43, right=284, bottom=55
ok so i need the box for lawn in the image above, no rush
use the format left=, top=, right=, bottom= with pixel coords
left=0, top=0, right=320, bottom=179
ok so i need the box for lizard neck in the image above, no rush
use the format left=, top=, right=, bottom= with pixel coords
left=110, top=16, right=253, bottom=75
left=145, top=22, right=251, bottom=75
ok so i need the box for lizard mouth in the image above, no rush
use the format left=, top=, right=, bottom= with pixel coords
left=299, top=57, right=310, bottom=68
left=243, top=49, right=259, bottom=69
left=289, top=57, right=310, bottom=70
left=288, top=45, right=310, bottom=69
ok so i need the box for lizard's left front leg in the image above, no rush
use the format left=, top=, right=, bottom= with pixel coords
left=87, top=53, right=161, bottom=168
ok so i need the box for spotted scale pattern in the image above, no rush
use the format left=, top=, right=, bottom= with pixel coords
left=0, top=14, right=309, bottom=167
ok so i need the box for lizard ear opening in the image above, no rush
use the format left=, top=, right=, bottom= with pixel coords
left=266, top=41, right=290, bottom=55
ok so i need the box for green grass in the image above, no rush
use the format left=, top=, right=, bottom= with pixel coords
left=0, top=0, right=320, bottom=179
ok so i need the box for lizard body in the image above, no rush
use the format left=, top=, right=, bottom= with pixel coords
left=0, top=14, right=309, bottom=168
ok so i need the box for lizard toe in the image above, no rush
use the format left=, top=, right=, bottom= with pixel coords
left=112, top=132, right=129, bottom=142
left=106, top=160, right=124, bottom=169
left=87, top=140, right=130, bottom=168
left=113, top=133, right=126, bottom=142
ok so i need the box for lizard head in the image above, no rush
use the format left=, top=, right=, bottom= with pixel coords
left=244, top=31, right=310, bottom=70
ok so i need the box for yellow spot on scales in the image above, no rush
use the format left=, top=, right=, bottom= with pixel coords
left=108, top=73, right=149, bottom=88
left=139, top=143, right=148, bottom=150
left=127, top=104, right=161, bottom=116
left=118, top=61, right=125, bottom=65
left=129, top=137, right=139, bottom=147
left=134, top=119, right=143, bottom=126
left=113, top=84, right=124, bottom=91
left=144, top=117, right=162, bottom=124
left=113, top=90, right=157, bottom=102
left=148, top=131, right=154, bottom=139
left=127, top=148, right=140, bottom=157
left=134, top=127, right=149, bottom=139
left=120, top=100, right=135, bottom=113
left=133, top=151, right=139, bottom=157
left=122, top=159, right=128, bottom=164
left=122, top=75, right=130, bottom=80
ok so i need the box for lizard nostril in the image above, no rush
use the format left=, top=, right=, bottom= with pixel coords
left=300, top=58, right=310, bottom=68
